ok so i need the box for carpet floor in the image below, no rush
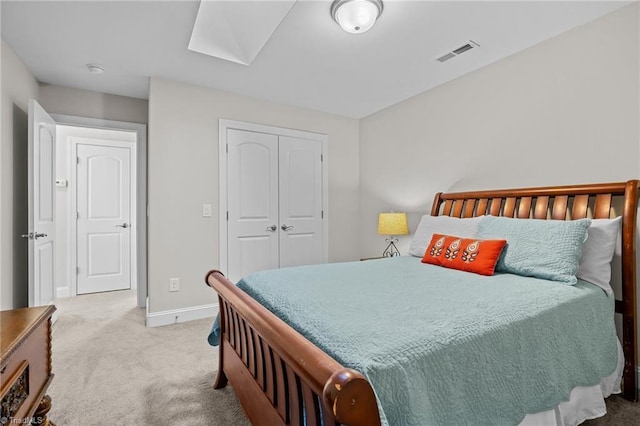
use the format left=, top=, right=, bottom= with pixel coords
left=48, top=290, right=249, bottom=426
left=48, top=290, right=640, bottom=425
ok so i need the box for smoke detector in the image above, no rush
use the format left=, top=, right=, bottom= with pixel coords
left=86, top=64, right=104, bottom=74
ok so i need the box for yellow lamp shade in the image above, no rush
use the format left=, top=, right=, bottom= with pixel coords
left=377, top=212, right=409, bottom=236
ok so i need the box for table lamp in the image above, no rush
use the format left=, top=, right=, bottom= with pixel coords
left=377, top=212, right=409, bottom=257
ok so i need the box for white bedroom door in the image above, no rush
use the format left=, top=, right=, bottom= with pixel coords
left=27, top=99, right=56, bottom=307
left=76, top=142, right=132, bottom=294
left=226, top=129, right=324, bottom=282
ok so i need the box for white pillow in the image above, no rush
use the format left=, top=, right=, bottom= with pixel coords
left=576, top=217, right=622, bottom=295
left=408, top=215, right=483, bottom=257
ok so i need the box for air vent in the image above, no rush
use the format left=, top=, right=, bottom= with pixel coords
left=436, top=40, right=479, bottom=63
left=436, top=52, right=456, bottom=63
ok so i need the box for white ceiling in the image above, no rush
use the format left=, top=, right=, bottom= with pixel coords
left=1, top=1, right=630, bottom=118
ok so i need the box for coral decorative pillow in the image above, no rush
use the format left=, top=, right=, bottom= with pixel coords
left=422, top=234, right=507, bottom=276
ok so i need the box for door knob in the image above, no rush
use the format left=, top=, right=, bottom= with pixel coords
left=22, top=232, right=47, bottom=240
left=116, top=223, right=129, bottom=229
left=281, top=224, right=294, bottom=231
left=266, top=225, right=277, bottom=232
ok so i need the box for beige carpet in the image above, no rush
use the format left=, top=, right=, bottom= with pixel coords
left=48, top=290, right=640, bottom=425
left=48, top=290, right=249, bottom=426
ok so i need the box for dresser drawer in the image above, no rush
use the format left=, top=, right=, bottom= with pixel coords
left=0, top=318, right=52, bottom=421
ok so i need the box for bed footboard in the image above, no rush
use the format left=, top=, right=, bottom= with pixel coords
left=205, top=270, right=381, bottom=426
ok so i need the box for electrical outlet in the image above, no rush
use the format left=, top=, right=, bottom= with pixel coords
left=169, top=278, right=180, bottom=292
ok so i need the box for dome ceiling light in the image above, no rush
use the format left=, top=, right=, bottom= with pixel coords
left=330, top=0, right=383, bottom=34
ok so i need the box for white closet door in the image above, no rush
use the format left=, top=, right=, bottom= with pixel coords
left=278, top=136, right=323, bottom=268
left=227, top=129, right=279, bottom=281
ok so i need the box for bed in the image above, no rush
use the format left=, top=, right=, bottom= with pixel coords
left=205, top=180, right=639, bottom=425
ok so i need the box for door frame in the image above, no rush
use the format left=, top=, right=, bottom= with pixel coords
left=52, top=114, right=148, bottom=308
left=71, top=138, right=137, bottom=297
left=218, top=119, right=329, bottom=274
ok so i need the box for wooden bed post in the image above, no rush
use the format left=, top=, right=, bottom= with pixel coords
left=323, top=370, right=381, bottom=426
left=430, top=192, right=443, bottom=216
left=213, top=293, right=229, bottom=390
left=621, top=180, right=638, bottom=402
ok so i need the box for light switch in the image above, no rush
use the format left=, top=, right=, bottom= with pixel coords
left=202, top=204, right=212, bottom=217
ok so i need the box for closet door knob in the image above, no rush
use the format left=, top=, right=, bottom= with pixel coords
left=266, top=225, right=277, bottom=232
left=281, top=224, right=294, bottom=231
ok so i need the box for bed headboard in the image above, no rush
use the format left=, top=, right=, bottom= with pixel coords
left=430, top=180, right=640, bottom=402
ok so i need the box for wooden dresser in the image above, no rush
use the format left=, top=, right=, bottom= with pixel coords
left=0, top=306, right=56, bottom=426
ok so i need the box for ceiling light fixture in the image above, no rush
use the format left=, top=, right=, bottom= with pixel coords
left=86, top=64, right=104, bottom=74
left=331, top=0, right=383, bottom=34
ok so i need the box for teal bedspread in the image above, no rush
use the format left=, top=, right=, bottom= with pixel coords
left=211, top=256, right=618, bottom=425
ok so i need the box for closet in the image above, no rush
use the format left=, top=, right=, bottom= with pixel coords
left=222, top=122, right=326, bottom=282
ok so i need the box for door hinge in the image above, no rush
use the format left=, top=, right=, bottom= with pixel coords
left=321, top=210, right=324, bottom=219
left=226, top=211, right=229, bottom=221
left=321, top=154, right=323, bottom=162
left=76, top=156, right=80, bottom=164
left=76, top=266, right=79, bottom=275
left=226, top=143, right=228, bottom=154
left=76, top=211, right=79, bottom=219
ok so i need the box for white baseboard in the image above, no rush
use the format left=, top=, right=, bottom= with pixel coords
left=146, top=303, right=218, bottom=327
left=56, top=286, right=70, bottom=299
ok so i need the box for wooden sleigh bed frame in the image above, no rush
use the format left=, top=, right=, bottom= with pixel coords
left=206, top=180, right=639, bottom=426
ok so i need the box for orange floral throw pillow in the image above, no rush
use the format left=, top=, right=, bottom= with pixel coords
left=422, top=234, right=507, bottom=276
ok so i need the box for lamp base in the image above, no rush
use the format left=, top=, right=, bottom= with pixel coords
left=382, top=238, right=400, bottom=257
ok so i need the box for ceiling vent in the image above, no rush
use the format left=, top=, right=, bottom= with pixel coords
left=436, top=40, right=479, bottom=63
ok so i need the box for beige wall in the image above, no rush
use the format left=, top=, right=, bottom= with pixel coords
left=39, top=84, right=148, bottom=124
left=359, top=3, right=639, bottom=258
left=147, top=78, right=360, bottom=314
left=1, top=40, right=39, bottom=309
